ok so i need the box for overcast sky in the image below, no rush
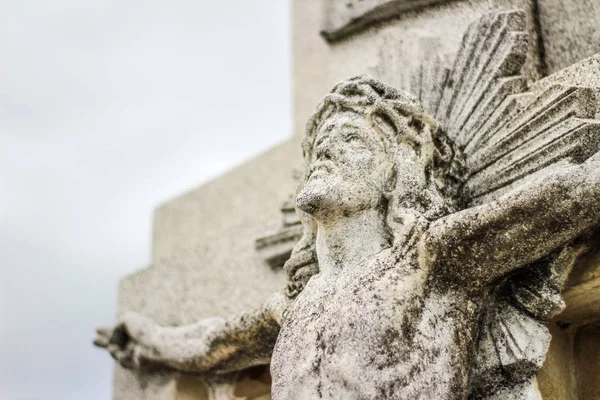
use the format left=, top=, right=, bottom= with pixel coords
left=0, top=1, right=290, bottom=399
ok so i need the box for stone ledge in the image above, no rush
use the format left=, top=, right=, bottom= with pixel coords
left=321, top=0, right=456, bottom=42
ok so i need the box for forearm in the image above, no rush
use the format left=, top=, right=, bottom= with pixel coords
left=144, top=292, right=288, bottom=374
left=426, top=159, right=600, bottom=284
left=152, top=310, right=280, bottom=373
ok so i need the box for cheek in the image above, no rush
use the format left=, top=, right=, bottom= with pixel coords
left=341, top=157, right=390, bottom=200
left=340, top=148, right=377, bottom=174
left=357, top=152, right=391, bottom=179
left=395, top=162, right=427, bottom=195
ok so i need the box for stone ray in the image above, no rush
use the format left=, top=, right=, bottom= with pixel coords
left=468, top=117, right=587, bottom=193
left=449, top=28, right=528, bottom=138
left=455, top=77, right=526, bottom=148
left=418, top=61, right=432, bottom=112
left=469, top=120, right=600, bottom=202
left=468, top=86, right=596, bottom=173
left=467, top=119, right=592, bottom=197
left=420, top=57, right=449, bottom=116
left=449, top=30, right=528, bottom=141
left=463, top=93, right=533, bottom=156
left=470, top=159, right=568, bottom=206
left=435, top=10, right=526, bottom=133
left=435, top=16, right=481, bottom=126
left=449, top=13, right=527, bottom=136
left=497, top=314, right=524, bottom=359
left=410, top=63, right=423, bottom=102
left=449, top=13, right=497, bottom=116
left=488, top=313, right=515, bottom=367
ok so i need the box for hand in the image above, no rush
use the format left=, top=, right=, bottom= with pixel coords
left=94, top=311, right=164, bottom=370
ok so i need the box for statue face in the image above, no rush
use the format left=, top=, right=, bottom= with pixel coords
left=296, top=111, right=393, bottom=221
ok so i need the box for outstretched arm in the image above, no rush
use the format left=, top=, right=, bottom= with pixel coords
left=423, top=152, right=600, bottom=287
left=94, top=291, right=289, bottom=374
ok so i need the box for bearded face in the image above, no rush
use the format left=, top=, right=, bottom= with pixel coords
left=296, top=110, right=436, bottom=224
left=296, top=111, right=392, bottom=221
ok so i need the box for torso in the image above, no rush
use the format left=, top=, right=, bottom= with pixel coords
left=270, top=245, right=482, bottom=400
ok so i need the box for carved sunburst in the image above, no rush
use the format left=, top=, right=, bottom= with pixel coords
left=371, top=8, right=600, bottom=397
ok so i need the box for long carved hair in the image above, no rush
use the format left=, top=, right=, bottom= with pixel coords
left=284, top=75, right=464, bottom=298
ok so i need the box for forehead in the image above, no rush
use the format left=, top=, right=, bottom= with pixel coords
left=316, top=111, right=371, bottom=136
left=312, top=110, right=390, bottom=152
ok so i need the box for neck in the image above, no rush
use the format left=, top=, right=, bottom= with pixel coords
left=315, top=208, right=390, bottom=274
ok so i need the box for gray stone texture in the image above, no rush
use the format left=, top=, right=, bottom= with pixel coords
left=537, top=0, right=600, bottom=74
left=322, top=0, right=600, bottom=79
left=292, top=0, right=331, bottom=141
left=324, top=0, right=543, bottom=97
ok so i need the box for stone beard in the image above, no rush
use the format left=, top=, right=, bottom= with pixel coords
left=95, top=75, right=600, bottom=400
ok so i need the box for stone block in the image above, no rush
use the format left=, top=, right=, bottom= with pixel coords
left=538, top=0, right=600, bottom=74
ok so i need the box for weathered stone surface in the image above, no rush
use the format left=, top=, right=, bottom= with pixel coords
left=325, top=0, right=543, bottom=101
left=537, top=0, right=600, bottom=74
left=531, top=53, right=600, bottom=100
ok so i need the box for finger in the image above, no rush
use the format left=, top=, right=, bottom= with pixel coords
left=93, top=336, right=110, bottom=348
left=117, top=351, right=136, bottom=369
left=117, top=344, right=137, bottom=369
left=108, top=344, right=121, bottom=361
left=96, top=327, right=112, bottom=337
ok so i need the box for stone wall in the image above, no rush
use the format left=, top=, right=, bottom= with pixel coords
left=538, top=0, right=600, bottom=74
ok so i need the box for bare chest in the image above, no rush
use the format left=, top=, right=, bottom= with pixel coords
left=271, top=257, right=477, bottom=400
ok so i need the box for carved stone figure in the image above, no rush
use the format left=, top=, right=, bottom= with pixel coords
left=95, top=10, right=600, bottom=400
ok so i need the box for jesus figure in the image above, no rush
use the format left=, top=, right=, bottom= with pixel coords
left=95, top=76, right=600, bottom=399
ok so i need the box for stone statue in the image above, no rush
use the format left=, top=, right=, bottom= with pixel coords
left=95, top=10, right=600, bottom=400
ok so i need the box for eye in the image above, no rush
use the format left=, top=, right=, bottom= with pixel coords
left=344, top=133, right=363, bottom=144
